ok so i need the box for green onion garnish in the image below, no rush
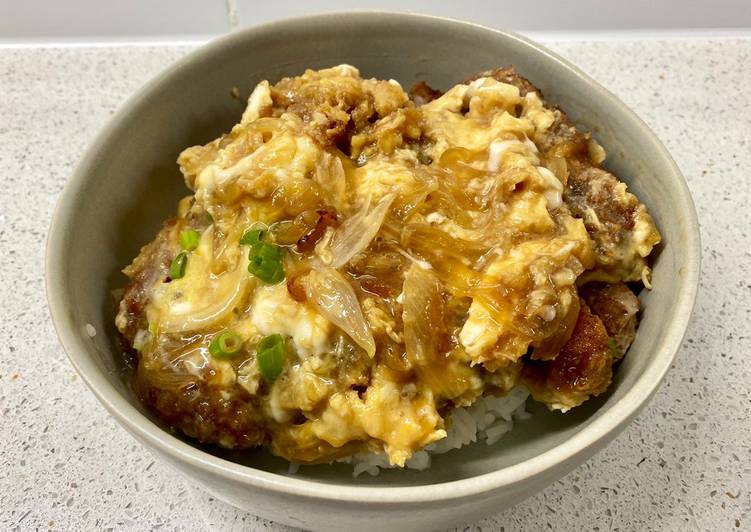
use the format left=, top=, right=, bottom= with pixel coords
left=179, top=229, right=201, bottom=251
left=256, top=334, right=285, bottom=383
left=205, top=212, right=214, bottom=224
left=209, top=330, right=243, bottom=358
left=608, top=338, right=618, bottom=358
left=248, top=243, right=285, bottom=284
left=240, top=228, right=265, bottom=247
left=169, top=251, right=188, bottom=279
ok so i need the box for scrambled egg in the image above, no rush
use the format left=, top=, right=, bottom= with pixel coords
left=117, top=65, right=660, bottom=467
left=249, top=283, right=331, bottom=357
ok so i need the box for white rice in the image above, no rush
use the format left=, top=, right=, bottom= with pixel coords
left=332, top=386, right=531, bottom=477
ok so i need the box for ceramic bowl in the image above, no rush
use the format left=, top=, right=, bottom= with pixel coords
left=46, top=12, right=700, bottom=531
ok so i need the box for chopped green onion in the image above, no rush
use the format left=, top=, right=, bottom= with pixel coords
left=256, top=334, right=285, bottom=382
left=241, top=228, right=265, bottom=247
left=608, top=338, right=618, bottom=358
left=248, top=243, right=285, bottom=284
left=169, top=251, right=188, bottom=279
left=205, top=212, right=214, bottom=224
left=209, top=330, right=243, bottom=358
left=179, top=229, right=201, bottom=251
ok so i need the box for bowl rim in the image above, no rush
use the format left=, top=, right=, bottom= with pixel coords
left=46, top=11, right=701, bottom=505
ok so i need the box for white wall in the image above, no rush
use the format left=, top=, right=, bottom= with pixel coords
left=235, top=1, right=751, bottom=32
left=2, top=0, right=750, bottom=42
left=0, top=0, right=229, bottom=41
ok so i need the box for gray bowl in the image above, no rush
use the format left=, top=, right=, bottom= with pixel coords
left=46, top=12, right=700, bottom=532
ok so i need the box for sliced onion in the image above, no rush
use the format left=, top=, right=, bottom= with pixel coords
left=314, top=152, right=347, bottom=212
left=140, top=366, right=198, bottom=392
left=155, top=226, right=253, bottom=334
left=304, top=267, right=375, bottom=357
left=159, top=268, right=250, bottom=334
left=546, top=156, right=569, bottom=186
left=323, top=193, right=395, bottom=269
left=402, top=264, right=445, bottom=365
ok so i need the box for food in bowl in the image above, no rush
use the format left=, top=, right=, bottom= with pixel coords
left=115, top=64, right=660, bottom=472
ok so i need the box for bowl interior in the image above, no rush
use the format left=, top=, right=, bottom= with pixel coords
left=49, top=13, right=698, bottom=487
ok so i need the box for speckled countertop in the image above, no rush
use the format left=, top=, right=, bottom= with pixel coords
left=1, top=37, right=750, bottom=531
